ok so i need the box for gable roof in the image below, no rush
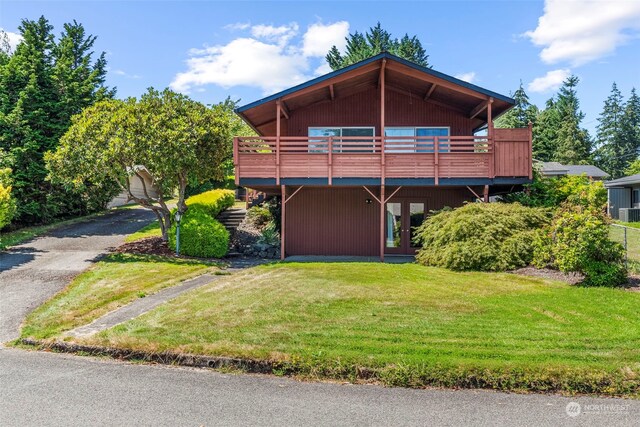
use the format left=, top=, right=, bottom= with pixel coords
left=605, top=173, right=640, bottom=187
left=236, top=52, right=515, bottom=135
left=538, top=161, right=609, bottom=178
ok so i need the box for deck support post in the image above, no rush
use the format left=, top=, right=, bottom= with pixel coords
left=483, top=185, right=489, bottom=203
left=379, top=185, right=385, bottom=262
left=487, top=97, right=494, bottom=178
left=380, top=59, right=386, bottom=186
left=280, top=185, right=286, bottom=260
left=276, top=100, right=282, bottom=185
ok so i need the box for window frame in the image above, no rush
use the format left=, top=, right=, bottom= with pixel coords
left=308, top=127, right=376, bottom=153
left=384, top=126, right=450, bottom=153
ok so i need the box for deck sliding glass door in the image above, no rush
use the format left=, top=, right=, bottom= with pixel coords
left=385, top=200, right=425, bottom=255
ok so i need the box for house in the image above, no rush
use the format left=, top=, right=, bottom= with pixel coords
left=107, top=167, right=160, bottom=208
left=538, top=161, right=608, bottom=180
left=605, top=173, right=640, bottom=221
left=233, top=53, right=532, bottom=260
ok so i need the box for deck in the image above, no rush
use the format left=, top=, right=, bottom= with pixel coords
left=234, top=127, right=532, bottom=186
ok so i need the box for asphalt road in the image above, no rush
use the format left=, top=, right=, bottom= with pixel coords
left=1, top=207, right=639, bottom=426
left=2, top=347, right=639, bottom=427
left=0, top=208, right=155, bottom=343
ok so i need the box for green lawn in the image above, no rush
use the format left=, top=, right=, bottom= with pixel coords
left=124, top=220, right=161, bottom=242
left=51, top=262, right=640, bottom=396
left=21, top=253, right=218, bottom=339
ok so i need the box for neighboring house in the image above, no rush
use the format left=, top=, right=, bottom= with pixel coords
left=537, top=161, right=609, bottom=180
left=233, top=52, right=532, bottom=260
left=604, top=174, right=640, bottom=221
left=108, top=167, right=160, bottom=208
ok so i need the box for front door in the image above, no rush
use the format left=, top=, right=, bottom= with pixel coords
left=384, top=200, right=426, bottom=254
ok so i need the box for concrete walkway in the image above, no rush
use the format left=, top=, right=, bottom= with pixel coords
left=0, top=208, right=155, bottom=344
left=66, top=257, right=270, bottom=338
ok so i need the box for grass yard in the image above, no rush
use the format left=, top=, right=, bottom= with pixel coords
left=21, top=253, right=218, bottom=339
left=55, top=262, right=640, bottom=396
left=124, top=220, right=161, bottom=242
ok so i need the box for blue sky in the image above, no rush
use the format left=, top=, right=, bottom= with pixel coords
left=2, top=1, right=640, bottom=134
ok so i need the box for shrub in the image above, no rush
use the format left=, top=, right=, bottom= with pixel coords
left=167, top=189, right=234, bottom=258
left=500, top=173, right=607, bottom=210
left=533, top=204, right=627, bottom=287
left=415, top=203, right=552, bottom=271
left=246, top=206, right=272, bottom=230
left=257, top=222, right=280, bottom=246
left=0, top=168, right=16, bottom=229
left=168, top=209, right=229, bottom=258
left=185, top=189, right=235, bottom=217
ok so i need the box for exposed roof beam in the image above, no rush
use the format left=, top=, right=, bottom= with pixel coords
left=282, top=62, right=380, bottom=102
left=278, top=99, right=290, bottom=120
left=385, top=84, right=469, bottom=115
left=378, top=58, right=387, bottom=89
left=469, top=100, right=488, bottom=120
left=386, top=61, right=488, bottom=100
left=424, top=83, right=437, bottom=101
left=329, top=84, right=335, bottom=101
left=254, top=117, right=276, bottom=128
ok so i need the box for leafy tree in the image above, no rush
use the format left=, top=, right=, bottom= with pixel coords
left=0, top=16, right=112, bottom=225
left=0, top=167, right=16, bottom=229
left=495, top=81, right=539, bottom=129
left=625, top=159, right=640, bottom=175
left=47, top=88, right=235, bottom=241
left=553, top=75, right=592, bottom=164
left=594, top=83, right=627, bottom=178
left=326, top=22, right=429, bottom=70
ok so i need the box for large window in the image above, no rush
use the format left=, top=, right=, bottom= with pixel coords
left=633, top=189, right=640, bottom=207
left=308, top=127, right=375, bottom=152
left=385, top=127, right=449, bottom=153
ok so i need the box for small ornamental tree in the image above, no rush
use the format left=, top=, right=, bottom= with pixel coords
left=0, top=167, right=16, bottom=229
left=47, top=88, right=234, bottom=240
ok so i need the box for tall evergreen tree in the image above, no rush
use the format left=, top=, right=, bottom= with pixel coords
left=532, top=98, right=560, bottom=162
left=326, top=22, right=429, bottom=70
left=0, top=16, right=113, bottom=225
left=495, top=81, right=539, bottom=129
left=594, top=83, right=626, bottom=178
left=552, top=75, right=592, bottom=164
left=619, top=88, right=640, bottom=171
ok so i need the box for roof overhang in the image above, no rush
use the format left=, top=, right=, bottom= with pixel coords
left=236, top=52, right=515, bottom=135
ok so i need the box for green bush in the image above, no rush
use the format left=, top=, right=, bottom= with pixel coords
left=500, top=173, right=607, bottom=209
left=168, top=209, right=229, bottom=258
left=167, top=189, right=234, bottom=258
left=246, top=206, right=272, bottom=229
left=533, top=204, right=627, bottom=287
left=415, top=203, right=552, bottom=271
left=185, top=189, right=235, bottom=217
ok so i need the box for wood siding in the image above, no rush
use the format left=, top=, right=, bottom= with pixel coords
left=286, top=86, right=475, bottom=136
left=285, top=186, right=472, bottom=256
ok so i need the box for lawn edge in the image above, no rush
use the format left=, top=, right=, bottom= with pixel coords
left=18, top=338, right=640, bottom=399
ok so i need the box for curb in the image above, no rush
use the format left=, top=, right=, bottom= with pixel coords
left=20, top=338, right=287, bottom=374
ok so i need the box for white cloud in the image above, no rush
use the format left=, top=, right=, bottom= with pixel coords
left=528, top=68, right=571, bottom=93
left=224, top=22, right=250, bottom=31
left=251, top=23, right=299, bottom=45
left=525, top=0, right=640, bottom=66
left=171, top=21, right=350, bottom=94
left=454, top=71, right=476, bottom=83
left=302, top=21, right=349, bottom=57
left=0, top=28, right=22, bottom=52
left=114, top=69, right=141, bottom=79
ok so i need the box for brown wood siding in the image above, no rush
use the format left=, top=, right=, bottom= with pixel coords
left=285, top=186, right=473, bottom=256
left=286, top=86, right=474, bottom=137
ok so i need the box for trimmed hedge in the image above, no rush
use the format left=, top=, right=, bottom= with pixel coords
left=185, top=189, right=235, bottom=217
left=415, top=203, right=552, bottom=271
left=168, top=189, right=234, bottom=258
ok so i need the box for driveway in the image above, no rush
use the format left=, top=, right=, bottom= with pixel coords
left=0, top=208, right=155, bottom=343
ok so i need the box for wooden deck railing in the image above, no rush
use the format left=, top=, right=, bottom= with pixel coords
left=233, top=127, right=532, bottom=185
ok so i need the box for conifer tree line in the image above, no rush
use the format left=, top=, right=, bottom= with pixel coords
left=0, top=16, right=116, bottom=226
left=495, top=77, right=640, bottom=179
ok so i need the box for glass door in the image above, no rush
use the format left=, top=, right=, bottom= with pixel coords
left=385, top=200, right=426, bottom=254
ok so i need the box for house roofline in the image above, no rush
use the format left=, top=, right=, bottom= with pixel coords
left=235, top=52, right=515, bottom=114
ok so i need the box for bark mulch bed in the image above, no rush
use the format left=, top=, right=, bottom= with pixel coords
left=514, top=266, right=640, bottom=291
left=115, top=237, right=175, bottom=257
